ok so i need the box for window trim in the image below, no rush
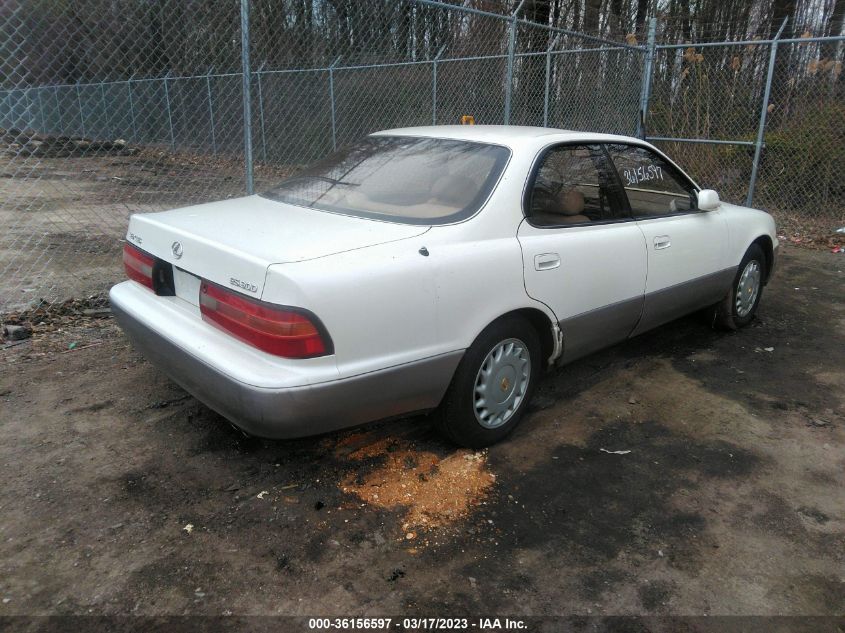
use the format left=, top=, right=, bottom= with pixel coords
left=521, top=141, right=634, bottom=230
left=603, top=142, right=703, bottom=221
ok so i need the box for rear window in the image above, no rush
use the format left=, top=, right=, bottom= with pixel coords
left=262, top=135, right=510, bottom=225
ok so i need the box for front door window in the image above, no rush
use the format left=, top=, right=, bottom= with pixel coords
left=605, top=144, right=697, bottom=218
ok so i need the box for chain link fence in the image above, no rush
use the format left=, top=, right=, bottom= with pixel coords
left=0, top=0, right=843, bottom=313
left=753, top=36, right=844, bottom=236
left=647, top=29, right=845, bottom=240
left=0, top=0, right=250, bottom=314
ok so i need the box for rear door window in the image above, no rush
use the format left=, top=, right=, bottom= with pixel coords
left=525, top=144, right=627, bottom=227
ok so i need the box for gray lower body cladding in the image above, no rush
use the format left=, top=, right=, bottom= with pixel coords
left=631, top=267, right=736, bottom=336
left=560, top=267, right=736, bottom=363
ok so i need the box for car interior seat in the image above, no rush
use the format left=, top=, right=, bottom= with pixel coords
left=556, top=189, right=590, bottom=223
left=530, top=188, right=590, bottom=225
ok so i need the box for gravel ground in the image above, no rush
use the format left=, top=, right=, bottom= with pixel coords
left=0, top=246, right=843, bottom=626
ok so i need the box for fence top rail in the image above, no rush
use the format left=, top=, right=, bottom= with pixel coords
left=257, top=44, right=632, bottom=71
left=332, top=57, right=442, bottom=71
left=515, top=17, right=642, bottom=51
left=412, top=0, right=506, bottom=23
left=526, top=45, right=634, bottom=57
left=656, top=33, right=845, bottom=50
left=7, top=72, right=246, bottom=91
left=646, top=136, right=758, bottom=147
left=412, top=0, right=639, bottom=51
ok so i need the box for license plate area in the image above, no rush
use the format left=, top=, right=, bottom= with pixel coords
left=173, top=267, right=202, bottom=306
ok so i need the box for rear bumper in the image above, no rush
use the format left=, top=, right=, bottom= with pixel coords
left=110, top=282, right=462, bottom=439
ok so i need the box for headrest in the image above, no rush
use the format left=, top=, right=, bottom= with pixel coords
left=558, top=189, right=585, bottom=215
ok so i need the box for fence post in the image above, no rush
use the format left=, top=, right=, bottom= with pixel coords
left=240, top=0, right=254, bottom=195
left=6, top=90, right=14, bottom=130
left=127, top=74, right=137, bottom=142
left=36, top=87, right=45, bottom=132
left=256, top=62, right=267, bottom=162
left=100, top=83, right=108, bottom=139
left=543, top=34, right=561, bottom=127
left=746, top=18, right=787, bottom=208
left=503, top=0, right=525, bottom=125
left=636, top=17, right=657, bottom=139
left=76, top=82, right=86, bottom=138
left=163, top=71, right=175, bottom=150
left=53, top=86, right=60, bottom=132
left=431, top=45, right=446, bottom=125
left=205, top=68, right=216, bottom=155
left=328, top=56, right=341, bottom=152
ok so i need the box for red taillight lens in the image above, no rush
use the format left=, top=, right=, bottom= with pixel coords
left=199, top=282, right=330, bottom=358
left=123, top=243, right=154, bottom=290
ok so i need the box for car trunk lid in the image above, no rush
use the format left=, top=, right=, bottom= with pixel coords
left=126, top=194, right=429, bottom=299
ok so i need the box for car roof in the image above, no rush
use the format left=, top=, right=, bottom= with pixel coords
left=372, top=124, right=700, bottom=191
left=372, top=125, right=647, bottom=149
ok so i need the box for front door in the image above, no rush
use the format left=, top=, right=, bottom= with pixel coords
left=604, top=144, right=730, bottom=335
left=517, top=143, right=648, bottom=362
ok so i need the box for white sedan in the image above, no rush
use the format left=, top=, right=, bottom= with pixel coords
left=110, top=126, right=778, bottom=447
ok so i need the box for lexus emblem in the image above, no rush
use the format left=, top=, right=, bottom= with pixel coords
left=171, top=241, right=183, bottom=259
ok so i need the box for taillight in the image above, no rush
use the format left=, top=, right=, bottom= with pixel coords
left=199, top=281, right=331, bottom=358
left=123, top=243, right=154, bottom=290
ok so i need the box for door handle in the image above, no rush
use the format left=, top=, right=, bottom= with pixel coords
left=653, top=235, right=671, bottom=250
left=534, top=253, right=561, bottom=271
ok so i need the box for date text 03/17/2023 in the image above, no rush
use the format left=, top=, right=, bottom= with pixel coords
left=307, top=617, right=528, bottom=630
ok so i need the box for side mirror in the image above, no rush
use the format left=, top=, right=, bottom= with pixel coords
left=697, top=189, right=720, bottom=211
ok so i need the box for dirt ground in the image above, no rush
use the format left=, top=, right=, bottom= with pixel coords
left=0, top=246, right=844, bottom=623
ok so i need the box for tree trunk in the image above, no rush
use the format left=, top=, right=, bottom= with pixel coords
left=634, top=0, right=649, bottom=35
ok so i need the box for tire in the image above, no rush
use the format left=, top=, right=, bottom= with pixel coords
left=434, top=315, right=542, bottom=448
left=715, top=243, right=767, bottom=330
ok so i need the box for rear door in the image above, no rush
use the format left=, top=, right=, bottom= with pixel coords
left=517, top=143, right=648, bottom=362
left=604, top=144, right=730, bottom=335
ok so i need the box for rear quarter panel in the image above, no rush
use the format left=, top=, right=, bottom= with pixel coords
left=263, top=239, right=437, bottom=378
left=261, top=221, right=555, bottom=381
left=426, top=225, right=555, bottom=355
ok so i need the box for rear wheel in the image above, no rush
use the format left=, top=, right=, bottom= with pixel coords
left=435, top=316, right=541, bottom=448
left=715, top=244, right=766, bottom=330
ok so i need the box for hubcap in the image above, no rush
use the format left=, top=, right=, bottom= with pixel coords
left=473, top=338, right=531, bottom=429
left=736, top=260, right=761, bottom=318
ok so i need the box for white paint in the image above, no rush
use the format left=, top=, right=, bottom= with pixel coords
left=115, top=125, right=778, bottom=394
left=519, top=220, right=648, bottom=322
left=637, top=209, right=728, bottom=294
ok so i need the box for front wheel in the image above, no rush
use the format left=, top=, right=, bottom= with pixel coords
left=715, top=244, right=767, bottom=330
left=434, top=316, right=541, bottom=448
